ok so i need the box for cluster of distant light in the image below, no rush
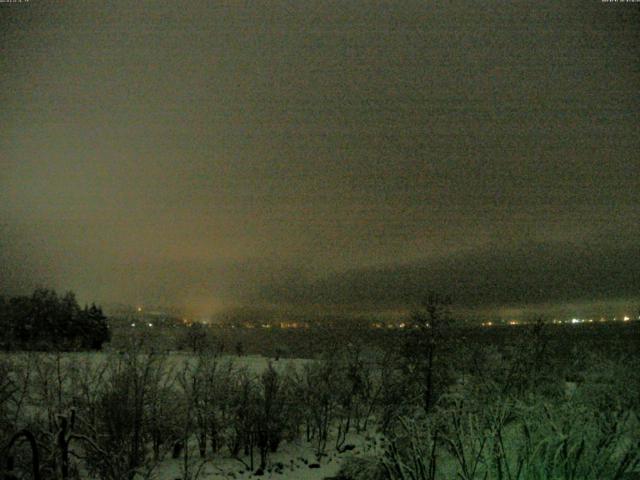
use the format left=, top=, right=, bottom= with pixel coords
left=563, top=315, right=634, bottom=325
left=126, top=306, right=637, bottom=330
left=127, top=314, right=309, bottom=330
left=481, top=315, right=637, bottom=327
left=371, top=322, right=412, bottom=329
left=223, top=322, right=308, bottom=329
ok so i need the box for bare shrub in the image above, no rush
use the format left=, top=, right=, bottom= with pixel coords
left=513, top=397, right=640, bottom=480
left=0, top=357, right=16, bottom=442
left=300, top=354, right=341, bottom=455
left=78, top=350, right=173, bottom=480
left=379, top=415, right=438, bottom=480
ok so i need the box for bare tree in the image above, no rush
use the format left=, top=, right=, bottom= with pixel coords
left=406, top=292, right=453, bottom=413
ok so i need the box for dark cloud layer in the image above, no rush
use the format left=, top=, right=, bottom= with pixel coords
left=1, top=1, right=638, bottom=317
left=261, top=240, right=640, bottom=310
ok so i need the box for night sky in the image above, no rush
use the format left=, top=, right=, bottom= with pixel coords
left=1, top=1, right=639, bottom=319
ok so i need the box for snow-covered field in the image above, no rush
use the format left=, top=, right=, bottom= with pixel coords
left=152, top=433, right=377, bottom=480
left=1, top=351, right=308, bottom=373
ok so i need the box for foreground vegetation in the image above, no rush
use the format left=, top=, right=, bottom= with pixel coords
left=1, top=296, right=639, bottom=479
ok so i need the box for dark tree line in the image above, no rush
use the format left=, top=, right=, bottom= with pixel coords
left=0, top=288, right=110, bottom=351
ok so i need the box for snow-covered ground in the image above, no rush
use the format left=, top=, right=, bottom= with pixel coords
left=3, top=351, right=378, bottom=480
left=154, top=439, right=347, bottom=480
left=131, top=427, right=379, bottom=480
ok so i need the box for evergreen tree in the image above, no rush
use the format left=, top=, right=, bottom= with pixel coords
left=0, top=288, right=110, bottom=351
